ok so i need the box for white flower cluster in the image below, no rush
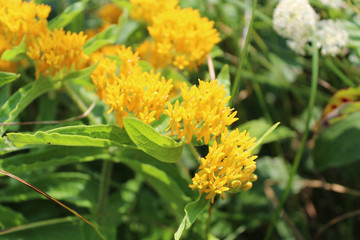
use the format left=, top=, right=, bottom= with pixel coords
left=273, top=0, right=318, bottom=55
left=316, top=20, right=349, bottom=56
left=273, top=0, right=349, bottom=56
left=319, top=0, right=345, bottom=9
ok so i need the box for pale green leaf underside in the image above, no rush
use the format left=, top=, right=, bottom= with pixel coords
left=6, top=125, right=134, bottom=148
left=123, top=117, right=183, bottom=163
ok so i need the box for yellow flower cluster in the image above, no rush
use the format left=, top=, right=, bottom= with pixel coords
left=0, top=0, right=50, bottom=71
left=189, top=129, right=258, bottom=203
left=137, top=7, right=220, bottom=70
left=91, top=45, right=173, bottom=127
left=27, top=28, right=88, bottom=79
left=86, top=3, right=123, bottom=39
left=130, top=0, right=178, bottom=23
left=164, top=80, right=238, bottom=144
left=98, top=3, right=123, bottom=24
left=0, top=0, right=50, bottom=45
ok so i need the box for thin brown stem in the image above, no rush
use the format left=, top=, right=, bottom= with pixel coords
left=0, top=169, right=105, bottom=240
left=313, top=209, right=360, bottom=240
left=0, top=101, right=96, bottom=126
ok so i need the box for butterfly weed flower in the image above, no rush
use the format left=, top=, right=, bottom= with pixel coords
left=189, top=128, right=258, bottom=203
left=136, top=40, right=170, bottom=69
left=0, top=0, right=50, bottom=46
left=130, top=0, right=178, bottom=23
left=27, top=28, right=88, bottom=79
left=0, top=0, right=50, bottom=72
left=316, top=19, right=349, bottom=56
left=164, top=80, right=237, bottom=144
left=144, top=7, right=220, bottom=70
left=273, top=0, right=318, bottom=55
left=98, top=3, right=123, bottom=25
left=90, top=45, right=173, bottom=128
left=86, top=3, right=123, bottom=38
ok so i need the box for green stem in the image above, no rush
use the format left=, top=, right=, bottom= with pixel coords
left=0, top=217, right=75, bottom=236
left=188, top=143, right=201, bottom=163
left=63, top=82, right=99, bottom=125
left=230, top=0, right=257, bottom=107
left=252, top=80, right=284, bottom=157
left=96, top=160, right=114, bottom=225
left=204, top=201, right=214, bottom=240
left=264, top=31, right=319, bottom=240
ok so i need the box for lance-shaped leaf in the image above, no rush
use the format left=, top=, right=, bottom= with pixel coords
left=1, top=38, right=26, bottom=61
left=0, top=72, right=20, bottom=88
left=6, top=125, right=134, bottom=148
left=123, top=117, right=183, bottom=163
left=48, top=1, right=88, bottom=30
left=0, top=146, right=110, bottom=174
left=174, top=195, right=209, bottom=240
left=0, top=77, right=61, bottom=134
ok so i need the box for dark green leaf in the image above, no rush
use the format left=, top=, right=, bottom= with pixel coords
left=0, top=205, right=26, bottom=229
left=174, top=195, right=208, bottom=240
left=0, top=146, right=110, bottom=174
left=123, top=117, right=183, bottom=163
left=117, top=152, right=190, bottom=213
left=48, top=1, right=88, bottom=30
left=0, top=77, right=61, bottom=134
left=0, top=172, right=98, bottom=208
left=314, top=111, right=360, bottom=170
left=6, top=125, right=134, bottom=148
left=0, top=71, right=20, bottom=88
left=83, top=25, right=120, bottom=55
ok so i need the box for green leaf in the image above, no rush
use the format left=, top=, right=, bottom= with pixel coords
left=117, top=150, right=190, bottom=213
left=0, top=172, right=98, bottom=209
left=111, top=0, right=133, bottom=11
left=48, top=1, right=88, bottom=30
left=0, top=205, right=26, bottom=229
left=0, top=146, right=110, bottom=174
left=62, top=63, right=97, bottom=82
left=249, top=122, right=280, bottom=151
left=6, top=125, right=134, bottom=148
left=217, top=64, right=231, bottom=101
left=238, top=119, right=295, bottom=146
left=83, top=25, right=120, bottom=55
left=0, top=77, right=61, bottom=134
left=0, top=217, right=93, bottom=240
left=174, top=195, right=209, bottom=240
left=314, top=111, right=360, bottom=170
left=123, top=117, right=183, bottom=163
left=0, top=71, right=20, bottom=88
left=1, top=37, right=26, bottom=61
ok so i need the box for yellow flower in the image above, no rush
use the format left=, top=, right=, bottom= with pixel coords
left=147, top=7, right=220, bottom=70
left=136, top=40, right=169, bottom=69
left=27, top=28, right=88, bottom=79
left=104, top=69, right=173, bottom=128
left=130, top=0, right=178, bottom=23
left=90, top=45, right=173, bottom=128
left=189, top=129, right=258, bottom=203
left=0, top=0, right=50, bottom=46
left=164, top=80, right=237, bottom=144
left=98, top=3, right=123, bottom=24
